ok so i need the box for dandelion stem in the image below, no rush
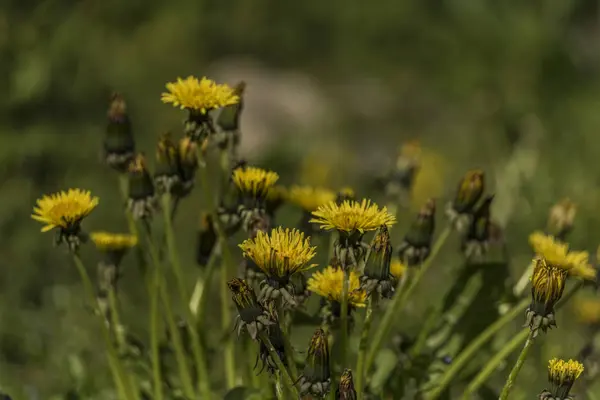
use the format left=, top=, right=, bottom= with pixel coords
left=356, top=294, right=376, bottom=399
left=191, top=244, right=220, bottom=325
left=277, top=305, right=299, bottom=381
left=498, top=331, right=535, bottom=399
left=364, top=225, right=451, bottom=375
left=161, top=193, right=213, bottom=397
left=462, top=280, right=584, bottom=398
left=198, top=159, right=237, bottom=389
left=258, top=332, right=300, bottom=398
left=72, top=254, right=136, bottom=400
left=142, top=225, right=197, bottom=399
left=149, top=262, right=164, bottom=400
left=340, top=267, right=350, bottom=369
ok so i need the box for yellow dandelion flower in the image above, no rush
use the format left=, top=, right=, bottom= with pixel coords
left=90, top=231, right=138, bottom=251
left=390, top=259, right=407, bottom=280
left=574, top=297, right=600, bottom=324
left=161, top=76, right=239, bottom=114
left=529, top=231, right=593, bottom=280
left=232, top=166, right=279, bottom=199
left=32, top=189, right=99, bottom=233
left=287, top=185, right=336, bottom=212
left=310, top=199, right=396, bottom=233
left=548, top=358, right=584, bottom=386
left=239, top=227, right=317, bottom=277
left=307, top=266, right=367, bottom=307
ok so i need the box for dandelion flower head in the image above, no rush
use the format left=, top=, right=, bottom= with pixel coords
left=90, top=231, right=138, bottom=251
left=310, top=199, right=396, bottom=233
left=233, top=166, right=279, bottom=199
left=288, top=185, right=336, bottom=212
left=307, top=266, right=367, bottom=307
left=161, top=76, right=239, bottom=114
left=32, top=189, right=99, bottom=232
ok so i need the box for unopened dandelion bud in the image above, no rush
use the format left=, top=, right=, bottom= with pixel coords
left=398, top=198, right=435, bottom=266
left=547, top=198, right=576, bottom=241
left=177, top=136, right=198, bottom=195
left=361, top=226, right=395, bottom=298
left=195, top=213, right=217, bottom=267
left=445, top=170, right=484, bottom=231
left=336, top=369, right=357, bottom=400
left=298, top=328, right=331, bottom=397
left=539, top=358, right=584, bottom=400
left=127, top=154, right=157, bottom=220
left=525, top=257, right=568, bottom=337
left=256, top=313, right=287, bottom=374
left=384, top=141, right=421, bottom=199
left=104, top=93, right=135, bottom=172
left=154, top=132, right=181, bottom=195
left=228, top=278, right=275, bottom=340
left=462, top=195, right=497, bottom=260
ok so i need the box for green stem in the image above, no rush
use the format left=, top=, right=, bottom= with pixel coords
left=422, top=297, right=529, bottom=400
left=356, top=295, right=376, bottom=398
left=277, top=306, right=299, bottom=381
left=190, top=244, right=220, bottom=325
left=462, top=329, right=529, bottom=399
left=258, top=332, right=301, bottom=398
left=161, top=194, right=213, bottom=397
left=198, top=161, right=237, bottom=390
left=340, top=268, right=350, bottom=369
left=142, top=226, right=196, bottom=399
left=149, top=260, right=164, bottom=400
left=462, top=280, right=584, bottom=398
left=364, top=226, right=451, bottom=374
left=498, top=331, right=535, bottom=400
left=72, top=254, right=135, bottom=400
left=274, top=375, right=285, bottom=400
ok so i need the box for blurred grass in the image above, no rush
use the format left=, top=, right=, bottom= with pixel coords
left=3, top=0, right=600, bottom=398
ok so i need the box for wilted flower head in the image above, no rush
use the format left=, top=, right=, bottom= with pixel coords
left=233, top=166, right=279, bottom=208
left=104, top=93, right=135, bottom=171
left=311, top=199, right=396, bottom=236
left=161, top=76, right=239, bottom=114
left=32, top=189, right=99, bottom=251
left=397, top=198, right=435, bottom=266
left=227, top=278, right=275, bottom=340
left=336, top=369, right=357, bottom=400
left=547, top=198, right=576, bottom=240
left=298, top=328, right=331, bottom=398
left=127, top=154, right=157, bottom=220
left=529, top=231, right=595, bottom=281
left=361, top=226, right=395, bottom=298
left=178, top=136, right=198, bottom=185
left=526, top=257, right=568, bottom=337
left=445, top=170, right=484, bottom=231
left=239, top=227, right=317, bottom=304
left=539, top=358, right=584, bottom=400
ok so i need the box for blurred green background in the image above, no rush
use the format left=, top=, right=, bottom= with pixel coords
left=3, top=0, right=600, bottom=398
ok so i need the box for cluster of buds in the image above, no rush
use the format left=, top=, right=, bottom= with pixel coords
left=154, top=132, right=198, bottom=197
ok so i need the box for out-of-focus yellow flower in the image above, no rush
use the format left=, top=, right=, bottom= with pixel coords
left=32, top=189, right=99, bottom=233
left=307, top=266, right=367, bottom=307
left=287, top=185, right=336, bottom=212
left=547, top=198, right=576, bottom=237
left=310, top=199, right=396, bottom=233
left=161, top=76, right=239, bottom=114
left=390, top=259, right=407, bottom=280
left=90, top=232, right=138, bottom=251
left=574, top=297, right=600, bottom=324
left=239, top=227, right=317, bottom=277
left=232, top=166, right=279, bottom=199
left=529, top=231, right=594, bottom=280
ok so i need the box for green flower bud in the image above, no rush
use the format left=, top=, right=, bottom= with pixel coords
left=299, top=328, right=331, bottom=397
left=104, top=93, right=135, bottom=172
left=398, top=199, right=436, bottom=266
left=336, top=369, right=357, bottom=400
